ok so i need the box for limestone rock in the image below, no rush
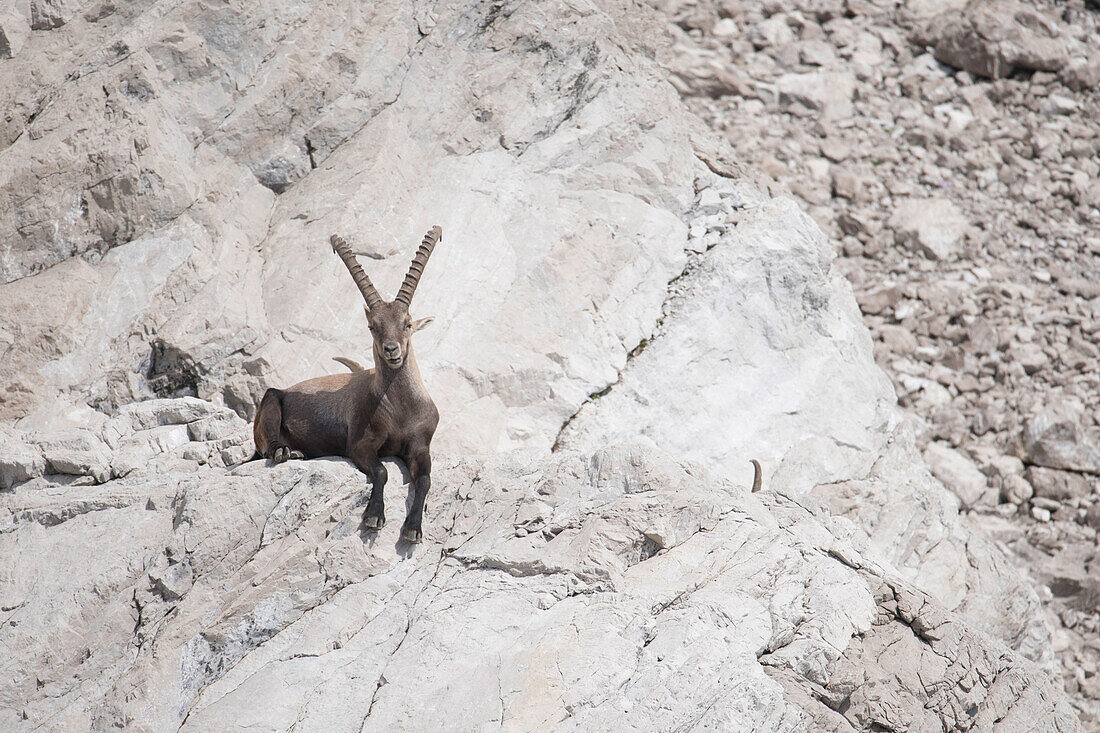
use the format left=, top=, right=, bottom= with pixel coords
left=33, top=430, right=112, bottom=484
left=890, top=198, right=968, bottom=261
left=555, top=185, right=1050, bottom=669
left=0, top=0, right=692, bottom=458
left=1024, top=406, right=1100, bottom=474
left=1002, top=473, right=1034, bottom=505
left=0, top=5, right=29, bottom=58
left=924, top=0, right=1071, bottom=78
left=0, top=426, right=44, bottom=489
left=776, top=71, right=856, bottom=120
left=1026, top=467, right=1092, bottom=503
left=924, top=442, right=992, bottom=508
left=0, top=0, right=1084, bottom=728
left=0, top=444, right=1077, bottom=731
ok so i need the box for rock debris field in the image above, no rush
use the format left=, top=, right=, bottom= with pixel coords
left=661, top=0, right=1100, bottom=725
left=0, top=0, right=1095, bottom=730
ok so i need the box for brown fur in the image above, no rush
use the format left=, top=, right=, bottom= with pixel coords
left=253, top=230, right=442, bottom=543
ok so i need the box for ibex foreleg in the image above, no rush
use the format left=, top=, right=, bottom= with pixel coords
left=351, top=442, right=389, bottom=530
left=401, top=441, right=432, bottom=544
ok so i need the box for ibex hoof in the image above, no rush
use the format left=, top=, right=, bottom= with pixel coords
left=400, top=527, right=422, bottom=544
left=362, top=514, right=386, bottom=531
left=271, top=446, right=305, bottom=464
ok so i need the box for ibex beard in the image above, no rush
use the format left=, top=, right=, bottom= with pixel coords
left=253, top=226, right=442, bottom=543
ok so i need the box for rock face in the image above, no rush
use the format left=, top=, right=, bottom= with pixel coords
left=0, top=409, right=1078, bottom=731
left=0, top=0, right=1083, bottom=730
left=0, top=0, right=691, bottom=450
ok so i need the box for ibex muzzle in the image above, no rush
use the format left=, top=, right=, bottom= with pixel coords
left=253, top=226, right=442, bottom=543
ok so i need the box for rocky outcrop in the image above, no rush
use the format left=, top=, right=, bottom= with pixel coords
left=0, top=404, right=1078, bottom=730
left=0, top=0, right=1083, bottom=729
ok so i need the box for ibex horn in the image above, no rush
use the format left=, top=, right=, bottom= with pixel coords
left=331, top=234, right=383, bottom=311
left=394, top=226, right=441, bottom=308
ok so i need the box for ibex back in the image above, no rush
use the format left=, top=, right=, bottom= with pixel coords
left=253, top=227, right=442, bottom=543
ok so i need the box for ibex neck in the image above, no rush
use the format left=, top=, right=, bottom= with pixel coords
left=372, top=347, right=426, bottom=395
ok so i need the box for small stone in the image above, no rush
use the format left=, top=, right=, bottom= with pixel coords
left=800, top=40, right=837, bottom=67
left=984, top=453, right=1025, bottom=479
left=1002, top=474, right=1034, bottom=505
left=1023, top=405, right=1100, bottom=473
left=1042, top=94, right=1077, bottom=116
left=878, top=325, right=918, bottom=355
left=1062, top=52, right=1100, bottom=91
left=1007, top=342, right=1047, bottom=375
left=924, top=442, right=990, bottom=508
left=819, top=137, right=850, bottom=162
left=712, top=18, right=738, bottom=38
left=776, top=71, right=856, bottom=120
left=1026, top=466, right=1091, bottom=502
left=890, top=197, right=968, bottom=260
left=857, top=283, right=902, bottom=316
left=696, top=188, right=722, bottom=215
left=1031, top=505, right=1052, bottom=522
left=831, top=169, right=862, bottom=200
left=748, top=16, right=795, bottom=49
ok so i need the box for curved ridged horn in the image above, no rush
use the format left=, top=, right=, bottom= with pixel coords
left=331, top=234, right=383, bottom=311
left=394, top=226, right=441, bottom=308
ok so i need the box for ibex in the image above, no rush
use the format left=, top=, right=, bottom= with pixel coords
left=253, top=227, right=442, bottom=543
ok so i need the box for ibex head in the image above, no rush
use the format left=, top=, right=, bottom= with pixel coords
left=331, top=226, right=440, bottom=371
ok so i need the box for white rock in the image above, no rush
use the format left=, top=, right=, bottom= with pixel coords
left=1023, top=404, right=1100, bottom=473
left=1008, top=342, right=1049, bottom=375
left=0, top=427, right=45, bottom=489
left=0, top=5, right=29, bottom=58
left=749, top=16, right=795, bottom=49
left=32, top=429, right=112, bottom=483
left=923, top=442, right=989, bottom=508
left=890, top=197, right=969, bottom=260
left=0, top=445, right=1076, bottom=731
left=0, top=0, right=1078, bottom=729
left=776, top=72, right=856, bottom=120
left=1043, top=94, right=1078, bottom=115
left=1002, top=474, right=1034, bottom=505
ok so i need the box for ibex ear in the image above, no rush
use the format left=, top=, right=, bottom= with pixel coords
left=411, top=316, right=434, bottom=333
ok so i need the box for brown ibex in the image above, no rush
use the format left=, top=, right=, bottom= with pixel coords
left=253, top=227, right=442, bottom=543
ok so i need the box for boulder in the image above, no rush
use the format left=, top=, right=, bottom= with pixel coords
left=1023, top=405, right=1100, bottom=474
left=923, top=1, right=1070, bottom=78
